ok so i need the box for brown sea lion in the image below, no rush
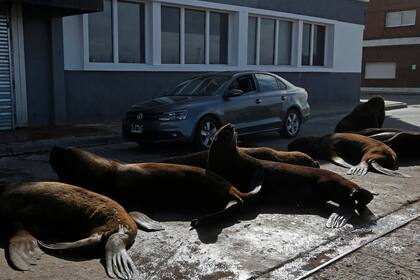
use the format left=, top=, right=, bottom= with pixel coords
left=354, top=128, right=420, bottom=159
left=199, top=124, right=374, bottom=228
left=335, top=96, right=385, bottom=133
left=288, top=133, right=409, bottom=177
left=0, top=181, right=144, bottom=279
left=49, top=147, right=262, bottom=225
left=162, top=147, right=320, bottom=169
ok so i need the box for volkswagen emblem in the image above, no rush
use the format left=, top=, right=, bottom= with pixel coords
left=136, top=113, right=143, bottom=121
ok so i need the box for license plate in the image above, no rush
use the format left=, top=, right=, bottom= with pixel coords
left=130, top=124, right=143, bottom=134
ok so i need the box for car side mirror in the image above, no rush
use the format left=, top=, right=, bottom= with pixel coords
left=226, top=89, right=244, bottom=97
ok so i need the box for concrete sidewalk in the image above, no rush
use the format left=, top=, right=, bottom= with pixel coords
left=0, top=99, right=407, bottom=158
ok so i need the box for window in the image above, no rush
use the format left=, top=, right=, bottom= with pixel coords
left=255, top=74, right=279, bottom=92
left=248, top=16, right=292, bottom=65
left=302, top=23, right=326, bottom=66
left=88, top=0, right=145, bottom=63
left=386, top=10, right=416, bottom=27
left=161, top=6, right=229, bottom=65
left=89, top=0, right=113, bottom=62
left=229, top=75, right=256, bottom=93
left=365, top=62, right=396, bottom=79
left=210, top=12, right=228, bottom=64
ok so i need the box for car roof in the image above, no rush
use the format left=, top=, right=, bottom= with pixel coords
left=191, top=70, right=277, bottom=79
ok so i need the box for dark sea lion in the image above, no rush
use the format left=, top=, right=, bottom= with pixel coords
left=288, top=133, right=408, bottom=177
left=335, top=96, right=385, bottom=133
left=49, top=147, right=261, bottom=225
left=201, top=124, right=374, bottom=228
left=0, top=181, right=141, bottom=279
left=162, top=147, right=320, bottom=169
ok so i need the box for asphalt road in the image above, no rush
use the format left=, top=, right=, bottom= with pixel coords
left=0, top=97, right=419, bottom=280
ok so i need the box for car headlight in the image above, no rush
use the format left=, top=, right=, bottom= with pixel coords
left=158, top=110, right=188, bottom=121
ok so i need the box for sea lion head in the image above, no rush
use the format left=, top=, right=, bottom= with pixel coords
left=211, top=123, right=238, bottom=153
left=287, top=136, right=323, bottom=159
left=366, top=96, right=385, bottom=112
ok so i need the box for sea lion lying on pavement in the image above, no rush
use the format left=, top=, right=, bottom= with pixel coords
left=0, top=181, right=143, bottom=280
left=354, top=128, right=420, bottom=159
left=49, top=147, right=262, bottom=226
left=200, top=124, right=374, bottom=228
left=288, top=133, right=408, bottom=177
left=335, top=96, right=385, bottom=133
left=162, top=147, right=320, bottom=169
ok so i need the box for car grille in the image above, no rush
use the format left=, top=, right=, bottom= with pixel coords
left=126, top=111, right=160, bottom=121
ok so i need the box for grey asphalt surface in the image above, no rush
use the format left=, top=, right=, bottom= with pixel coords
left=0, top=95, right=419, bottom=280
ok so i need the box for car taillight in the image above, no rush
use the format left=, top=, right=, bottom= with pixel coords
left=304, top=91, right=308, bottom=100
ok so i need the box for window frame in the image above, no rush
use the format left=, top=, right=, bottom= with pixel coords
left=301, top=22, right=327, bottom=67
left=385, top=10, right=417, bottom=28
left=248, top=15, right=294, bottom=66
left=160, top=4, right=230, bottom=65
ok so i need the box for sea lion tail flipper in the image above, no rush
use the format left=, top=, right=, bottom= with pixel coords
left=105, top=225, right=138, bottom=280
left=129, top=211, right=164, bottom=232
left=347, top=161, right=369, bottom=176
left=38, top=233, right=102, bottom=250
left=369, top=132, right=400, bottom=141
left=330, top=156, right=353, bottom=169
left=8, top=224, right=43, bottom=271
left=190, top=200, right=240, bottom=229
left=370, top=161, right=411, bottom=178
left=326, top=204, right=355, bottom=228
left=242, top=167, right=264, bottom=199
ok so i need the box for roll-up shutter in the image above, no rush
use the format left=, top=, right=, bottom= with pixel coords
left=0, top=6, right=13, bottom=130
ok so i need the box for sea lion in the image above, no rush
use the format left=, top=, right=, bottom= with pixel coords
left=335, top=96, right=385, bottom=133
left=199, top=124, right=374, bottom=228
left=49, top=147, right=262, bottom=225
left=162, top=147, right=320, bottom=169
left=0, top=181, right=145, bottom=280
left=288, top=133, right=408, bottom=177
left=353, top=128, right=420, bottom=159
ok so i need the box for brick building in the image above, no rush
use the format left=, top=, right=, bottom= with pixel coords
left=362, top=0, right=420, bottom=94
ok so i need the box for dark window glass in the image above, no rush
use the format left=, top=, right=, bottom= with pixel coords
left=168, top=76, right=230, bottom=96
left=255, top=74, right=279, bottom=92
left=210, top=12, right=228, bottom=64
left=161, top=6, right=180, bottom=64
left=277, top=20, right=292, bottom=65
left=277, top=79, right=287, bottom=90
left=259, top=18, right=275, bottom=65
left=185, top=9, right=205, bottom=64
left=229, top=75, right=256, bottom=93
left=118, top=1, right=145, bottom=63
left=247, top=17, right=257, bottom=65
left=313, top=25, right=325, bottom=66
left=302, top=23, right=311, bottom=66
left=89, top=0, right=113, bottom=62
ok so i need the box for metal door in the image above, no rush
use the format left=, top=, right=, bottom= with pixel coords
left=0, top=6, right=13, bottom=130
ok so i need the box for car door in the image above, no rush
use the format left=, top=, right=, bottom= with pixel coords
left=222, top=74, right=262, bottom=133
left=253, top=73, right=286, bottom=130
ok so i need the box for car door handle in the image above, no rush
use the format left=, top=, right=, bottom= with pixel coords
left=281, top=96, right=286, bottom=101
left=255, top=98, right=262, bottom=104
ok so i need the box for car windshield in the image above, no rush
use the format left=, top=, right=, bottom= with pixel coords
left=167, top=76, right=230, bottom=96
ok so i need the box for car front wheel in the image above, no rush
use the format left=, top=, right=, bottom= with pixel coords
left=194, top=116, right=220, bottom=150
left=280, top=109, right=301, bottom=138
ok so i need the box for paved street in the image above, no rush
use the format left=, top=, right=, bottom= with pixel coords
left=0, top=97, right=419, bottom=280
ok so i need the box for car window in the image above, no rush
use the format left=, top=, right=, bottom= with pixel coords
left=168, top=76, right=230, bottom=96
left=255, top=74, right=280, bottom=92
left=277, top=79, right=287, bottom=90
left=228, top=75, right=256, bottom=93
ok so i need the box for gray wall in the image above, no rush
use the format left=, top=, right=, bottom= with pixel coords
left=206, top=0, right=367, bottom=25
left=65, top=71, right=360, bottom=123
left=23, top=5, right=53, bottom=127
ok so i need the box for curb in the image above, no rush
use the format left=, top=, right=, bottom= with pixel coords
left=0, top=134, right=123, bottom=158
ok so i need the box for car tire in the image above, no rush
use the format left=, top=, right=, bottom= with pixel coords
left=280, top=108, right=301, bottom=138
left=194, top=116, right=221, bottom=150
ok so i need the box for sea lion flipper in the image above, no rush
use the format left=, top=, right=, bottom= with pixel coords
left=347, top=162, right=369, bottom=176
left=39, top=233, right=102, bottom=250
left=8, top=225, right=43, bottom=271
left=190, top=200, right=240, bottom=229
left=330, top=156, right=353, bottom=169
left=129, top=211, right=164, bottom=232
left=105, top=225, right=138, bottom=280
left=370, top=161, right=411, bottom=178
left=326, top=205, right=354, bottom=228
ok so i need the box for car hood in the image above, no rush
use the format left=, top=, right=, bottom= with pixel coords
left=131, top=95, right=217, bottom=112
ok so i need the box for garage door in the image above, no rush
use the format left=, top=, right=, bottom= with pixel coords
left=0, top=6, right=13, bottom=130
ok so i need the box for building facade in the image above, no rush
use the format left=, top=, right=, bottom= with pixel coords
left=1, top=0, right=367, bottom=130
left=362, top=0, right=420, bottom=94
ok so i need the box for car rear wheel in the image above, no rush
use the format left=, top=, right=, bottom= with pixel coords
left=280, top=108, right=301, bottom=138
left=194, top=116, right=221, bottom=150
